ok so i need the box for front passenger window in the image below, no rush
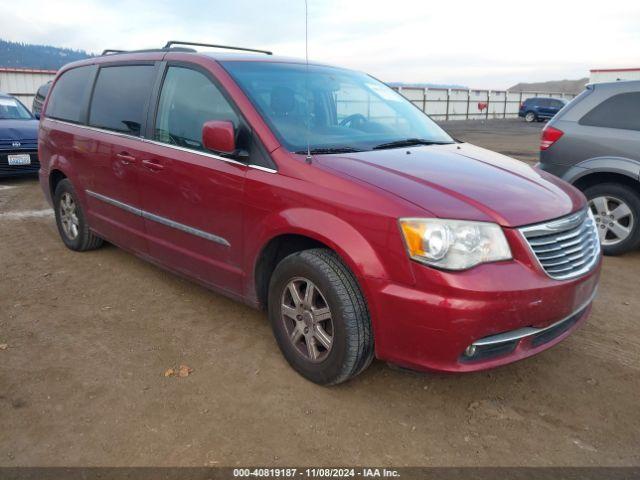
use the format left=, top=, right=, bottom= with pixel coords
left=155, top=67, right=239, bottom=151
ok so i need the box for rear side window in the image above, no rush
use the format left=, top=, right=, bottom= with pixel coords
left=154, top=66, right=239, bottom=151
left=46, top=66, right=94, bottom=123
left=89, top=65, right=156, bottom=136
left=579, top=92, right=640, bottom=131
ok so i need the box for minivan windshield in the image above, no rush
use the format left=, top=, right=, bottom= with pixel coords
left=221, top=61, right=454, bottom=153
left=0, top=97, right=33, bottom=120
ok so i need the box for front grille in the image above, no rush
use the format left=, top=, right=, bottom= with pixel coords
left=0, top=139, right=38, bottom=150
left=0, top=150, right=40, bottom=176
left=519, top=209, right=600, bottom=280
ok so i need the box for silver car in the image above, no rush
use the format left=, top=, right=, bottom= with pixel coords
left=538, top=80, right=640, bottom=255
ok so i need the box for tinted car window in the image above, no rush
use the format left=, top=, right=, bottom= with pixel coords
left=579, top=92, right=640, bottom=131
left=89, top=65, right=156, bottom=136
left=550, top=99, right=565, bottom=109
left=154, top=66, right=239, bottom=151
left=46, top=66, right=94, bottom=123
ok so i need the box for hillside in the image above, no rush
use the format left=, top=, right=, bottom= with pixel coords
left=0, top=39, right=93, bottom=70
left=508, top=78, right=588, bottom=94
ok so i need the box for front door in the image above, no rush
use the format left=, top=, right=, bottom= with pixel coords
left=537, top=98, right=554, bottom=119
left=136, top=65, right=248, bottom=296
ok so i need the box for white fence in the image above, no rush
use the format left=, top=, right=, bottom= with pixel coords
left=391, top=86, right=578, bottom=121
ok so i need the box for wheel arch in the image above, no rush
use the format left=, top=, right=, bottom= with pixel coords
left=249, top=208, right=389, bottom=311
left=49, top=168, right=68, bottom=198
left=254, top=233, right=329, bottom=310
left=572, top=170, right=640, bottom=193
left=562, top=156, right=638, bottom=186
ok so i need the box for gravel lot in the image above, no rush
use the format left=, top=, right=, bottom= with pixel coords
left=1, top=119, right=639, bottom=467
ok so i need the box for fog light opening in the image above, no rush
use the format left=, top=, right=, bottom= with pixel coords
left=464, top=344, right=477, bottom=357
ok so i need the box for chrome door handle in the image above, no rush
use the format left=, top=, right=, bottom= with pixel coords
left=141, top=159, right=165, bottom=172
left=116, top=152, right=137, bottom=165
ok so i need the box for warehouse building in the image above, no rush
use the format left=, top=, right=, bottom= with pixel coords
left=590, top=67, right=640, bottom=84
left=0, top=67, right=57, bottom=111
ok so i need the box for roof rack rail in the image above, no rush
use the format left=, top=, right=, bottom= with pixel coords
left=101, top=49, right=127, bottom=55
left=163, top=41, right=272, bottom=56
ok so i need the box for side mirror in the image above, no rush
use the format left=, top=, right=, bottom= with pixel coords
left=34, top=112, right=41, bottom=120
left=202, top=120, right=236, bottom=154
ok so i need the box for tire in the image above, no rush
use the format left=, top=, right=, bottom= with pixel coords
left=53, top=178, right=103, bottom=251
left=524, top=111, right=537, bottom=123
left=584, top=182, right=640, bottom=256
left=267, top=248, right=374, bottom=385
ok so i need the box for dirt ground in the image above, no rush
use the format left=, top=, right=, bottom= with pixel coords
left=1, top=119, right=638, bottom=467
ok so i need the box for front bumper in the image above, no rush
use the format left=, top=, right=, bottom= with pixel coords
left=366, top=229, right=601, bottom=373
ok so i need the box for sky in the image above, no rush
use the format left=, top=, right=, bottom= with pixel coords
left=1, top=0, right=639, bottom=89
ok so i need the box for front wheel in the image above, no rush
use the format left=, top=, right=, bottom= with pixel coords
left=267, top=249, right=374, bottom=385
left=585, top=183, right=640, bottom=255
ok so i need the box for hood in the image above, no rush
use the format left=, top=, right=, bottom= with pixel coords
left=0, top=119, right=39, bottom=141
left=315, top=143, right=585, bottom=227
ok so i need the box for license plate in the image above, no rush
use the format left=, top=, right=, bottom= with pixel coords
left=7, top=154, right=31, bottom=166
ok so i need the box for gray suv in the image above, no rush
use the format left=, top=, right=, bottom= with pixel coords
left=538, top=80, right=640, bottom=255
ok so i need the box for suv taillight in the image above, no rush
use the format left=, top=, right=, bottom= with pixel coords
left=540, top=126, right=563, bottom=150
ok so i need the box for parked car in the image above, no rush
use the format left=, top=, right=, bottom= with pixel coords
left=32, top=81, right=52, bottom=119
left=38, top=42, right=601, bottom=385
left=519, top=97, right=568, bottom=123
left=0, top=92, right=40, bottom=177
left=538, top=80, right=640, bottom=255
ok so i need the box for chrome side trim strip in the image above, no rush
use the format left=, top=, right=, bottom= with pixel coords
left=471, top=287, right=598, bottom=347
left=87, top=190, right=142, bottom=216
left=46, top=118, right=277, bottom=174
left=141, top=210, right=230, bottom=246
left=86, top=190, right=231, bottom=247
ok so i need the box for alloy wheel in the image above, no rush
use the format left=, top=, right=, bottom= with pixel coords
left=589, top=195, right=634, bottom=246
left=281, top=277, right=334, bottom=362
left=59, top=192, right=80, bottom=240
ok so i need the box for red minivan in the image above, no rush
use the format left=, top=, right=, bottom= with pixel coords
left=38, top=42, right=601, bottom=385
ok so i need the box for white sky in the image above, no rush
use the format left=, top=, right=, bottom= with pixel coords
left=1, top=0, right=639, bottom=89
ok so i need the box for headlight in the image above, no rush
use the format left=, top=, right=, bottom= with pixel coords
left=399, top=218, right=512, bottom=270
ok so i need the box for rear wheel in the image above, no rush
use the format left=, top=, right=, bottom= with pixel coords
left=267, top=249, right=374, bottom=385
left=524, top=111, right=536, bottom=122
left=54, top=179, right=103, bottom=251
left=585, top=183, right=640, bottom=255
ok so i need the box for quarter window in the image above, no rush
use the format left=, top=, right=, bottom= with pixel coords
left=154, top=66, right=239, bottom=151
left=579, top=92, right=640, bottom=131
left=46, top=66, right=94, bottom=123
left=89, top=65, right=156, bottom=136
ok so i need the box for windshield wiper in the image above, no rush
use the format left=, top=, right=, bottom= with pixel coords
left=295, top=147, right=363, bottom=155
left=372, top=138, right=454, bottom=150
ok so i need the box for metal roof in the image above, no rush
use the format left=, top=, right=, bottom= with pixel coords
left=590, top=67, right=640, bottom=73
left=0, top=67, right=58, bottom=74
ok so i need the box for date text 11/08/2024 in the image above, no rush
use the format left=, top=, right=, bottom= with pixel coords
left=232, top=468, right=400, bottom=478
